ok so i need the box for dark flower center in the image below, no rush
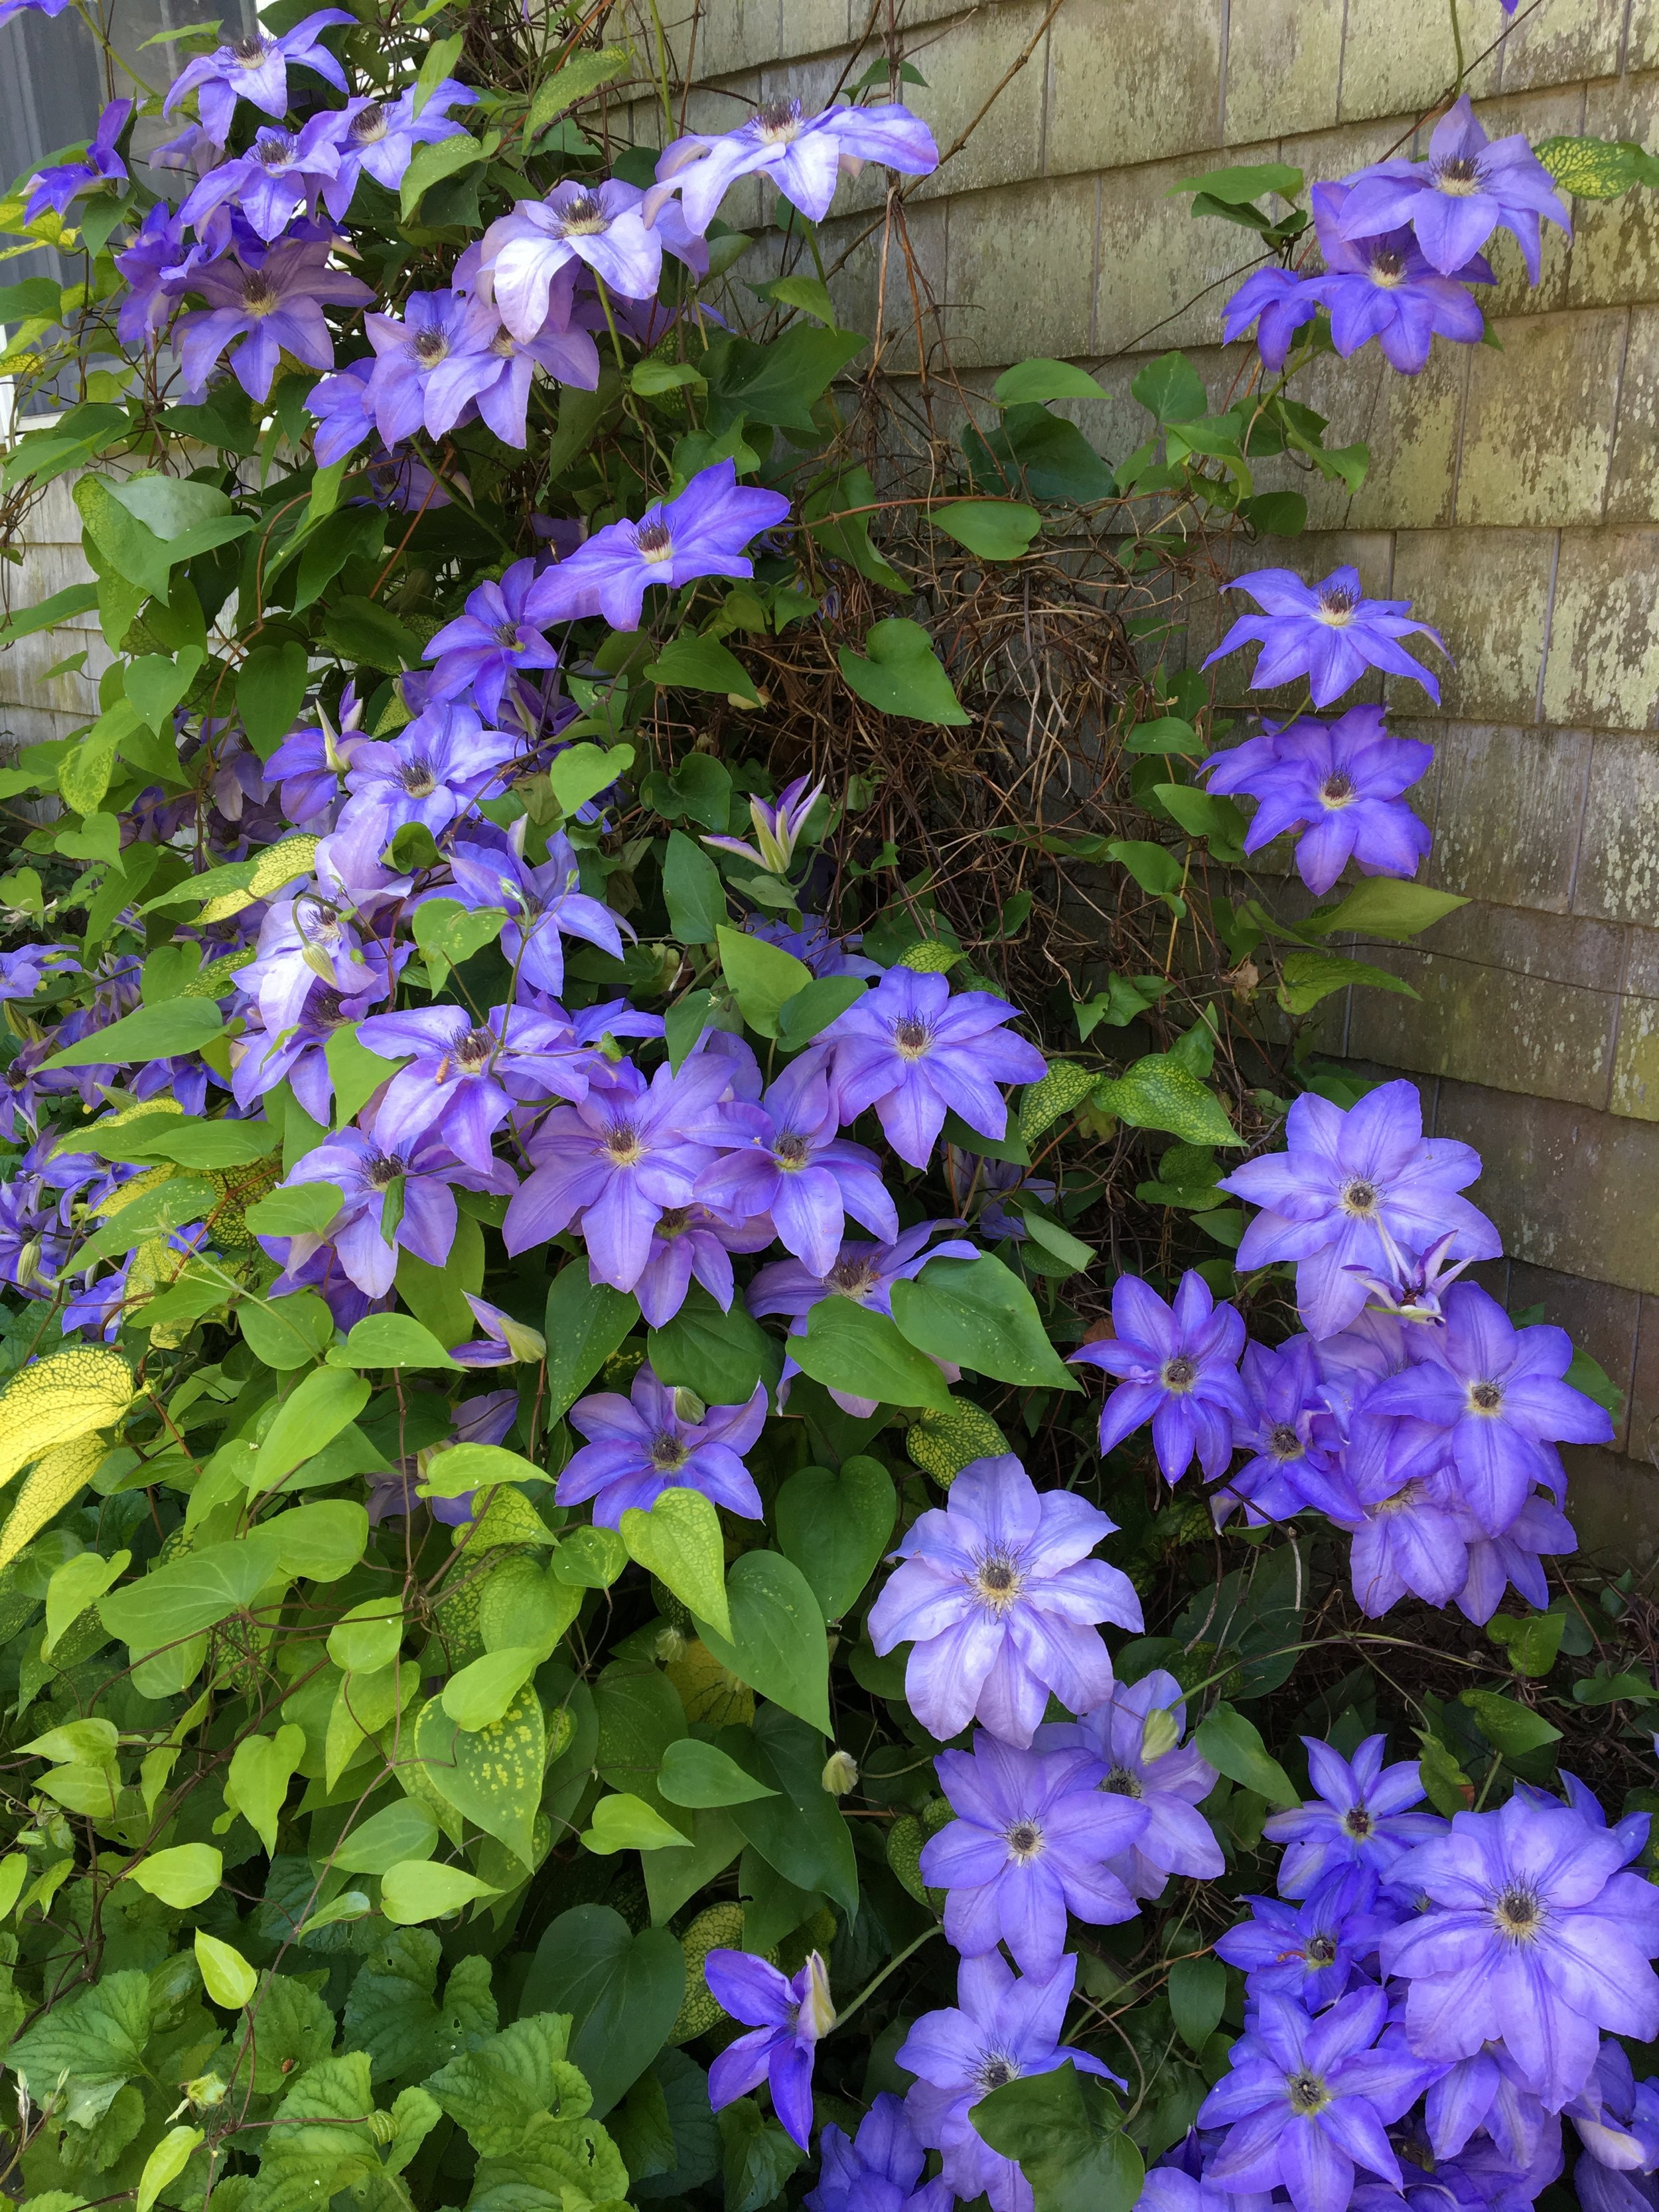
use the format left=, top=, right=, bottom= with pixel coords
left=413, top=327, right=449, bottom=367
left=311, top=987, right=346, bottom=1025
left=1343, top=1806, right=1374, bottom=1838
left=561, top=190, right=609, bottom=235
left=1340, top=1177, right=1379, bottom=1217
left=633, top=518, right=675, bottom=562
left=1369, top=248, right=1408, bottom=287
left=1267, top=1421, right=1304, bottom=1461
left=892, top=1016, right=932, bottom=1059
left=242, top=271, right=281, bottom=317
left=351, top=102, right=388, bottom=143
left=605, top=1119, right=646, bottom=1167
left=496, top=621, right=523, bottom=647
left=1317, top=583, right=1360, bottom=627
left=364, top=1151, right=406, bottom=1189
left=656, top=1208, right=691, bottom=1240
left=1306, top=1934, right=1338, bottom=1966
left=1287, top=2070, right=1329, bottom=2116
left=1492, top=1883, right=1544, bottom=1940
left=828, top=1258, right=879, bottom=1297
left=1005, top=1819, right=1044, bottom=1862
left=453, top=1026, right=494, bottom=1069
left=1161, top=1354, right=1198, bottom=1393
left=1469, top=1379, right=1503, bottom=1413
left=650, top=1429, right=690, bottom=1471
left=255, top=132, right=295, bottom=170
left=1374, top=1478, right=1427, bottom=1518
left=1433, top=153, right=1484, bottom=196
left=774, top=1132, right=812, bottom=1169
left=974, top=1550, right=1023, bottom=1613
left=295, top=894, right=341, bottom=943
left=232, top=32, right=269, bottom=64
left=1104, top=1764, right=1143, bottom=1799
left=976, top=2053, right=1021, bottom=2093
left=755, top=96, right=806, bottom=142
left=489, top=327, right=518, bottom=358
left=400, top=757, right=438, bottom=796
left=1320, top=772, right=1356, bottom=807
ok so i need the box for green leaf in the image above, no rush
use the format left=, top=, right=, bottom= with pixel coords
left=526, top=42, right=631, bottom=137
left=381, top=1861, right=499, bottom=1923
left=646, top=631, right=760, bottom=703
left=1131, top=350, right=1209, bottom=424
left=423, top=1441, right=541, bottom=1499
left=1194, top=1701, right=1297, bottom=1807
left=717, top=922, right=813, bottom=1036
left=792, top=1296, right=955, bottom=1412
left=332, top=1799, right=439, bottom=1877
left=584, top=1791, right=696, bottom=1854
left=415, top=1683, right=545, bottom=1868
left=9, top=1968, right=149, bottom=2124
left=648, top=1280, right=778, bottom=1404
left=973, top=2062, right=1144, bottom=2212
left=323, top=594, right=423, bottom=672
left=964, top=405, right=1114, bottom=504
left=1091, top=1053, right=1240, bottom=1145
left=891, top=1254, right=1082, bottom=1392
left=663, top=828, right=728, bottom=942
left=1566, top=1347, right=1624, bottom=1423
left=906, top=1398, right=1011, bottom=1484
left=717, top=1707, right=859, bottom=1915
left=238, top=640, right=310, bottom=759
left=619, top=1485, right=732, bottom=1640
left=839, top=617, right=970, bottom=725
left=413, top=895, right=507, bottom=987
left=195, top=1929, right=259, bottom=2009
left=269, top=1499, right=370, bottom=1581
left=224, top=1726, right=305, bottom=1855
left=138, top=2124, right=202, bottom=2212
left=543, top=1266, right=640, bottom=1420
left=1459, top=1689, right=1562, bottom=1755
left=775, top=1455, right=895, bottom=1622
left=253, top=1366, right=371, bottom=1491
left=1169, top=1954, right=1226, bottom=2051
left=1108, top=838, right=1187, bottom=908
left=334, top=1313, right=462, bottom=1368
left=1173, top=161, right=1303, bottom=204
left=693, top=1551, right=833, bottom=1735
left=427, top=2013, right=585, bottom=2157
left=658, top=1737, right=779, bottom=1808
left=1277, top=948, right=1417, bottom=1016
left=803, top=463, right=905, bottom=591
left=0, top=275, right=60, bottom=321
left=125, top=646, right=203, bottom=737
left=703, top=324, right=867, bottom=431
left=992, top=358, right=1106, bottom=404
left=1309, top=878, right=1467, bottom=941
left=399, top=127, right=486, bottom=216
left=126, top=1842, right=221, bottom=1907
left=931, top=499, right=1042, bottom=561
left=443, top=1646, right=545, bottom=1730
left=1124, top=715, right=1201, bottom=753
left=719, top=2097, right=805, bottom=2212
left=42, top=995, right=224, bottom=1069
left=100, top=1528, right=283, bottom=1654
left=244, top=1182, right=342, bottom=1237
left=547, top=740, right=632, bottom=816
left=1019, top=1061, right=1099, bottom=1143
left=775, top=974, right=865, bottom=1049
left=520, top=1906, right=686, bottom=2117
left=751, top=272, right=840, bottom=325
left=633, top=357, right=707, bottom=396
left=1486, top=1609, right=1566, bottom=1678
left=0, top=579, right=100, bottom=646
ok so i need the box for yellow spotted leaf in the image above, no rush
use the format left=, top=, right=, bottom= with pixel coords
left=905, top=1400, right=1010, bottom=1486
left=0, top=1347, right=134, bottom=1492
left=199, top=833, right=319, bottom=923
left=414, top=1680, right=545, bottom=1868
left=0, top=1432, right=111, bottom=1569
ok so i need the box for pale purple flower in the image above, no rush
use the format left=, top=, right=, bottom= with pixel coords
left=1344, top=1222, right=1480, bottom=1327
left=1455, top=1491, right=1578, bottom=1626
left=164, top=11, right=354, bottom=144
left=705, top=774, right=825, bottom=875
left=177, top=240, right=373, bottom=404
left=272, top=1128, right=510, bottom=1297
left=1222, top=266, right=1323, bottom=372
left=1216, top=1865, right=1384, bottom=2011
left=823, top=967, right=1046, bottom=1171
left=1203, top=565, right=1449, bottom=709
left=1327, top=1414, right=1473, bottom=1620
left=357, top=1001, right=596, bottom=1169
left=448, top=1292, right=547, bottom=1368
left=413, top=293, right=600, bottom=449
left=336, top=704, right=521, bottom=862
left=807, top=2093, right=954, bottom=2212
left=480, top=179, right=662, bottom=340
left=695, top=1049, right=898, bottom=1275
left=60, top=1254, right=135, bottom=1340
left=1568, top=2041, right=1659, bottom=2178
left=114, top=202, right=189, bottom=348
left=239, top=884, right=376, bottom=1037
left=25, top=99, right=129, bottom=223
left=265, top=696, right=367, bottom=826
left=649, top=98, right=938, bottom=236
left=1219, top=1078, right=1501, bottom=1341
left=425, top=563, right=561, bottom=721
left=1263, top=1735, right=1445, bottom=1899
left=867, top=1455, right=1141, bottom=1747
left=705, top=1949, right=834, bottom=2152
left=0, top=0, right=74, bottom=29
left=632, top=1203, right=776, bottom=1329
left=447, top=822, right=628, bottom=999
left=1071, top=1270, right=1250, bottom=1482
left=748, top=1218, right=976, bottom=1415
left=0, top=944, right=77, bottom=1002
left=924, top=1732, right=1146, bottom=1974
left=899, top=1953, right=1117, bottom=2212
left=1215, top=1336, right=1355, bottom=1528
left=1036, top=1668, right=1225, bottom=1900
left=326, top=81, right=473, bottom=209
left=561, top=1363, right=766, bottom=1525
left=232, top=968, right=394, bottom=1122
left=364, top=289, right=500, bottom=445
left=1336, top=96, right=1571, bottom=285
left=305, top=358, right=376, bottom=467
left=1137, top=2161, right=1275, bottom=2212
left=1424, top=2039, right=1554, bottom=2173
left=524, top=459, right=791, bottom=630
left=180, top=113, right=342, bottom=242
left=1380, top=1793, right=1659, bottom=2108
left=1362, top=1282, right=1613, bottom=1535
left=1203, top=706, right=1434, bottom=897
left=1199, top=1986, right=1440, bottom=2212
left=1311, top=181, right=1492, bottom=375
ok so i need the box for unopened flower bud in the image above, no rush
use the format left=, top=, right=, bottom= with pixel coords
left=368, top=2107, right=397, bottom=2145
left=1139, top=1706, right=1181, bottom=1765
left=498, top=1313, right=547, bottom=1363
left=673, top=1386, right=706, bottom=1424
left=654, top=1625, right=688, bottom=1664
left=821, top=1749, right=859, bottom=1797
left=186, top=2073, right=228, bottom=2108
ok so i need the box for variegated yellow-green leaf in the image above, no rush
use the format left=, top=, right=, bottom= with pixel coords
left=0, top=1347, right=133, bottom=1493
left=1019, top=1060, right=1098, bottom=1145
left=0, top=1432, right=116, bottom=1570
left=199, top=832, right=319, bottom=922
left=905, top=1400, right=1011, bottom=1485
left=415, top=1680, right=545, bottom=1868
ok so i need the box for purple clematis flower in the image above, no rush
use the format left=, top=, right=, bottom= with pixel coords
left=867, top=1454, right=1141, bottom=1746
left=1071, top=1270, right=1250, bottom=1483
left=1311, top=181, right=1492, bottom=375
left=1362, top=1282, right=1613, bottom=1534
left=1327, top=1412, right=1473, bottom=1620
left=1216, top=1865, right=1384, bottom=2011
left=164, top=11, right=353, bottom=144
left=1199, top=1985, right=1441, bottom=2212
left=357, top=1001, right=596, bottom=1170
left=1336, top=96, right=1571, bottom=285
left=1568, top=2040, right=1659, bottom=2180
left=704, top=1948, right=834, bottom=2152
left=336, top=703, right=521, bottom=857
left=1137, top=2158, right=1275, bottom=2212
left=0, top=0, right=75, bottom=29
left=364, top=289, right=500, bottom=445
left=0, top=943, right=77, bottom=1001
left=705, top=773, right=824, bottom=875
left=648, top=98, right=938, bottom=236
left=1219, top=1078, right=1502, bottom=1341
left=525, top=459, right=792, bottom=631
left=1036, top=1668, right=1225, bottom=1900
left=694, top=1049, right=899, bottom=1275
left=179, top=112, right=342, bottom=242
left=924, top=1732, right=1147, bottom=1974
left=1455, top=1490, right=1578, bottom=1626
left=748, top=1219, right=977, bottom=1415
left=807, top=2091, right=954, bottom=2212
left=232, top=967, right=395, bottom=1123
left=271, top=1126, right=512, bottom=1297
left=900, top=1953, right=1118, bottom=2212
left=560, top=1363, right=767, bottom=1525
left=504, top=1052, right=746, bottom=1288
left=305, top=357, right=376, bottom=466
left=1215, top=1335, right=1355, bottom=1528
left=114, top=201, right=189, bottom=348
left=480, top=178, right=662, bottom=340
left=1204, top=565, right=1449, bottom=709
left=415, top=293, right=599, bottom=450
left=1222, top=265, right=1324, bottom=371
left=632, top=1204, right=776, bottom=1330
left=743, top=911, right=880, bottom=979
left=425, top=562, right=562, bottom=721
left=1264, top=1735, right=1445, bottom=1898
left=448, top=821, right=628, bottom=998
left=25, top=98, right=129, bottom=223
left=177, top=240, right=373, bottom=404
left=447, top=1292, right=547, bottom=1368
left=264, top=697, right=367, bottom=827
left=823, top=966, right=1047, bottom=1170
left=326, top=80, right=473, bottom=208
left=1203, top=706, right=1434, bottom=897
left=1380, top=1793, right=1659, bottom=2108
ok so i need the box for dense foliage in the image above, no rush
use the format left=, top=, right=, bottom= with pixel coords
left=0, top=10, right=1656, bottom=2212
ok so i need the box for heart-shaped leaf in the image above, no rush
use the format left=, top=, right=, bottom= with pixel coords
left=620, top=1486, right=731, bottom=1639
left=125, top=646, right=204, bottom=734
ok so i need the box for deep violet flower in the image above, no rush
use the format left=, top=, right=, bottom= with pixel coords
left=113, top=201, right=189, bottom=348
left=704, top=773, right=824, bottom=875
left=648, top=98, right=938, bottom=236
left=704, top=1949, right=834, bottom=2151
left=559, top=1364, right=767, bottom=1525
left=0, top=943, right=77, bottom=1001
left=179, top=113, right=342, bottom=242
left=822, top=966, right=1047, bottom=1170
left=1263, top=1734, right=1445, bottom=1898
left=806, top=2092, right=954, bottom=2212
left=1071, top=1270, right=1250, bottom=1482
left=176, top=241, right=373, bottom=404
left=25, top=99, right=129, bottom=223
left=1336, top=96, right=1571, bottom=286
left=1218, top=1078, right=1501, bottom=1341
left=164, top=11, right=354, bottom=144
left=1222, top=265, right=1324, bottom=372
left=743, top=912, right=880, bottom=980
left=1215, top=1336, right=1355, bottom=1528
left=1380, top=1793, right=1659, bottom=2108
left=1362, top=1282, right=1614, bottom=1534
left=271, top=1128, right=513, bottom=1297
left=356, top=1001, right=597, bottom=1170
left=922, top=1732, right=1147, bottom=1974
left=1215, top=1865, right=1385, bottom=2011
left=306, top=358, right=376, bottom=467
left=899, top=1953, right=1118, bottom=2212
left=1203, top=565, right=1449, bottom=709
left=447, top=822, right=628, bottom=997
left=1311, top=181, right=1492, bottom=375
left=425, top=563, right=561, bottom=721
left=867, top=1455, right=1141, bottom=1746
left=326, top=81, right=473, bottom=208
left=1036, top=1668, right=1225, bottom=1899
left=694, top=1049, right=899, bottom=1274
left=1198, top=1985, right=1441, bottom=2212
left=1203, top=706, right=1435, bottom=897
left=524, top=460, right=791, bottom=631
left=632, top=1204, right=776, bottom=1329
left=480, top=179, right=663, bottom=340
